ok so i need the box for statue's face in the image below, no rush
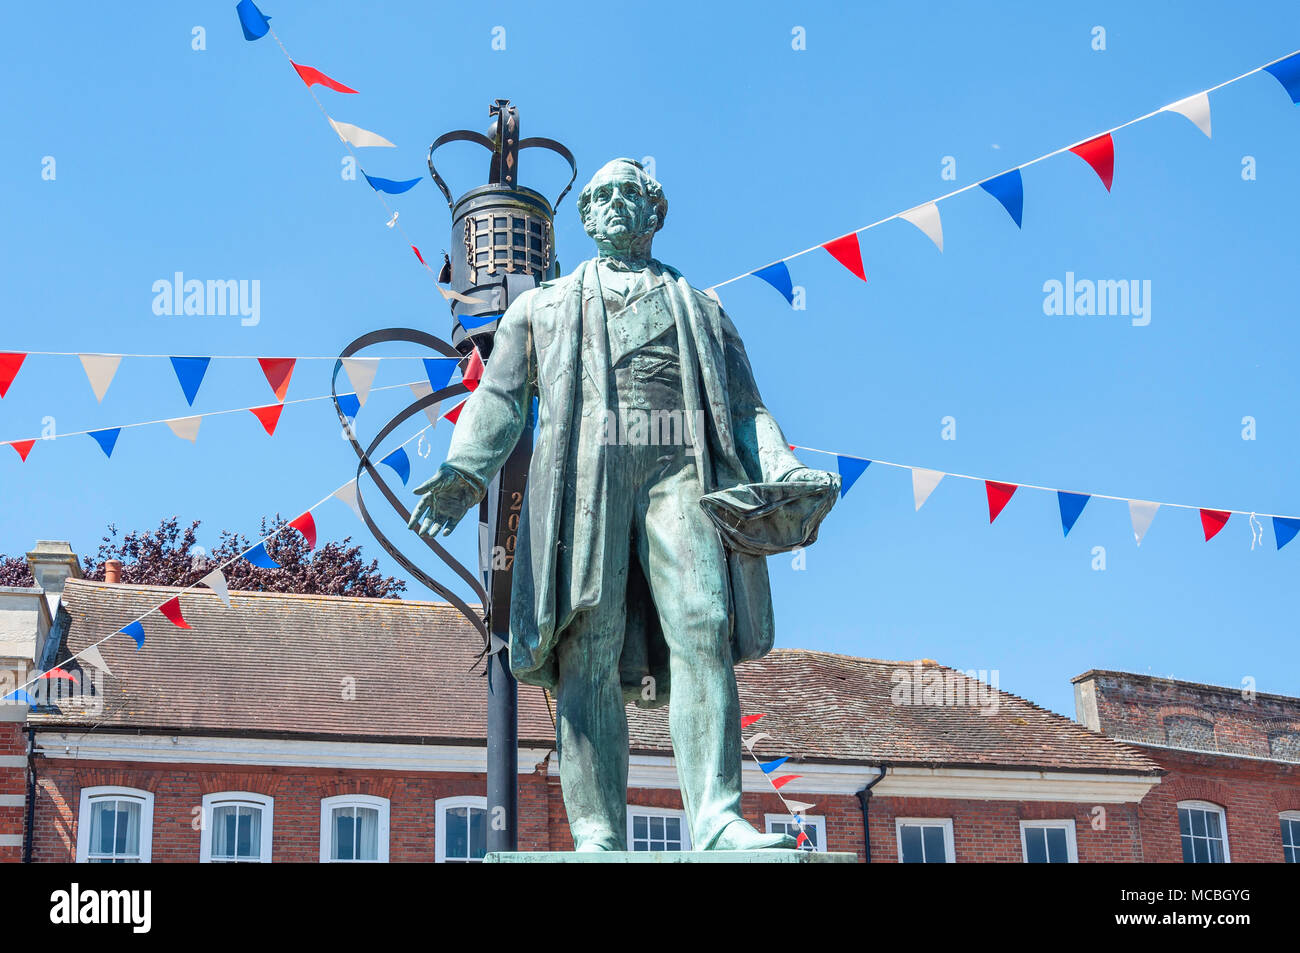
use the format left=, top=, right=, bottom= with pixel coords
left=582, top=165, right=659, bottom=256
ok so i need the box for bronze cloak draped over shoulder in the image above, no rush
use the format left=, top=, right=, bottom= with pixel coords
left=441, top=258, right=806, bottom=708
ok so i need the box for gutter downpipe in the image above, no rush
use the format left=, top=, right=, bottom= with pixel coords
left=855, top=764, right=888, bottom=863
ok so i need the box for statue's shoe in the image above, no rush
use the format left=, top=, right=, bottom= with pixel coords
left=709, top=818, right=798, bottom=851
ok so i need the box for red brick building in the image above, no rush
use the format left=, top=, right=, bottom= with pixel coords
left=1074, top=670, right=1300, bottom=863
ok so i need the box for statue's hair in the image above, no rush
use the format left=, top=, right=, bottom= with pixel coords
left=577, top=158, right=668, bottom=233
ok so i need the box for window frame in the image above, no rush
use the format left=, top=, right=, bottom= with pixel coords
left=200, top=791, right=274, bottom=863
left=764, top=813, right=827, bottom=852
left=435, top=795, right=489, bottom=863
left=1176, top=800, right=1231, bottom=864
left=895, top=817, right=956, bottom=864
left=626, top=805, right=692, bottom=852
left=1280, top=810, right=1300, bottom=863
left=319, top=794, right=390, bottom=863
left=1019, top=819, right=1079, bottom=863
left=76, top=786, right=154, bottom=864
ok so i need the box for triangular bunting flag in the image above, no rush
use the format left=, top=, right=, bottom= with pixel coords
left=337, top=393, right=361, bottom=422
left=11, top=440, right=35, bottom=462
left=257, top=357, right=296, bottom=402
left=985, top=481, right=1018, bottom=523
left=980, top=169, right=1024, bottom=228
left=250, top=404, right=284, bottom=436
left=1264, top=52, right=1300, bottom=104
left=1129, top=500, right=1159, bottom=546
left=235, top=0, right=271, bottom=41
left=837, top=456, right=870, bottom=498
left=743, top=732, right=771, bottom=752
left=0, top=352, right=26, bottom=398
left=408, top=382, right=441, bottom=427
left=81, top=643, right=111, bottom=675
left=900, top=202, right=944, bottom=252
left=200, top=568, right=232, bottom=608
left=740, top=713, right=765, bottom=728
left=1163, top=92, right=1212, bottom=138
left=784, top=800, right=816, bottom=813
left=1057, top=491, right=1090, bottom=537
left=165, top=416, right=201, bottom=443
left=424, top=357, right=458, bottom=391
left=361, top=171, right=420, bottom=195
left=462, top=348, right=485, bottom=392
left=411, top=245, right=426, bottom=266
left=329, top=118, right=396, bottom=149
left=443, top=401, right=466, bottom=424
left=88, top=428, right=121, bottom=458
left=334, top=480, right=364, bottom=521
left=1274, top=516, right=1300, bottom=551
left=911, top=468, right=944, bottom=511
left=1200, top=508, right=1231, bottom=542
left=243, top=542, right=281, bottom=569
left=120, top=619, right=146, bottom=648
left=821, top=234, right=866, bottom=281
left=771, top=775, right=801, bottom=790
left=1069, top=133, right=1114, bottom=192
left=78, top=354, right=122, bottom=402
left=488, top=634, right=508, bottom=656
left=342, top=358, right=380, bottom=406
left=290, top=512, right=317, bottom=549
left=291, top=62, right=357, bottom=94
left=3, top=689, right=35, bottom=705
left=158, top=596, right=190, bottom=629
left=751, top=261, right=795, bottom=305
left=759, top=756, right=790, bottom=774
left=170, top=356, right=210, bottom=406
left=380, top=447, right=411, bottom=486
left=795, top=831, right=810, bottom=849
left=39, top=668, right=77, bottom=683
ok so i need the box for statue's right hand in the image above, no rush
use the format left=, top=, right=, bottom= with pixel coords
left=408, top=465, right=480, bottom=539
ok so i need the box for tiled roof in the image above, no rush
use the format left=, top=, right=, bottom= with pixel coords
left=32, top=579, right=1159, bottom=775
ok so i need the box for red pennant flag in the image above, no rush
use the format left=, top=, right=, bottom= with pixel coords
left=443, top=400, right=466, bottom=424
left=258, top=358, right=296, bottom=403
left=250, top=404, right=285, bottom=436
left=0, top=352, right=26, bottom=398
left=1200, top=508, right=1231, bottom=541
left=821, top=233, right=867, bottom=281
left=290, top=62, right=358, bottom=94
left=795, top=831, right=809, bottom=848
left=289, top=512, right=317, bottom=549
left=1069, top=133, right=1114, bottom=192
left=771, top=774, right=802, bottom=790
left=740, top=713, right=766, bottom=728
left=159, top=596, right=191, bottom=629
left=11, top=440, right=35, bottom=462
left=985, top=481, right=1018, bottom=523
left=39, top=667, right=78, bottom=683
left=411, top=245, right=426, bottom=266
left=462, top=348, right=485, bottom=392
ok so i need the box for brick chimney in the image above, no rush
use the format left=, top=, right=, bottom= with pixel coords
left=104, top=560, right=122, bottom=584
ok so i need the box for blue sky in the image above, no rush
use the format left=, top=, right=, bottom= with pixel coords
left=3, top=1, right=1299, bottom=717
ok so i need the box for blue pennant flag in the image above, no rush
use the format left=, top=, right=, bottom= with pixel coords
left=751, top=261, right=795, bottom=305
left=362, top=171, right=421, bottom=195
left=170, top=356, right=211, bottom=406
left=120, top=620, right=145, bottom=649
left=1058, top=491, right=1090, bottom=537
left=459, top=311, right=503, bottom=330
left=236, top=0, right=271, bottom=41
left=760, top=756, right=790, bottom=774
left=837, top=456, right=871, bottom=498
left=980, top=169, right=1024, bottom=228
left=380, top=447, right=411, bottom=485
left=1265, top=52, right=1300, bottom=104
left=243, top=542, right=281, bottom=569
left=336, top=392, right=361, bottom=421
left=424, top=357, right=458, bottom=391
left=1274, top=516, right=1300, bottom=551
left=3, top=689, right=35, bottom=705
left=88, top=428, right=121, bottom=458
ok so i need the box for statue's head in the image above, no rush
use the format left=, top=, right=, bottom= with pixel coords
left=578, top=158, right=667, bottom=263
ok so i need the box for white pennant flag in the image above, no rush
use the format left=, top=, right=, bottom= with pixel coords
left=437, top=285, right=487, bottom=306
left=385, top=211, right=399, bottom=228
left=342, top=358, right=380, bottom=407
left=1129, top=500, right=1160, bottom=546
left=334, top=480, right=364, bottom=521
left=784, top=799, right=817, bottom=814
left=488, top=634, right=508, bottom=655
left=78, top=354, right=122, bottom=403
left=165, top=415, right=202, bottom=442
left=200, top=568, right=232, bottom=608
left=911, top=468, right=945, bottom=511
left=743, top=732, right=771, bottom=752
left=1163, top=92, right=1212, bottom=138
left=409, top=382, right=442, bottom=427
left=328, top=118, right=396, bottom=149
left=80, top=643, right=112, bottom=676
left=900, top=202, right=944, bottom=252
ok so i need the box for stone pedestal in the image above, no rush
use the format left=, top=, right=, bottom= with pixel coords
left=485, top=850, right=858, bottom=863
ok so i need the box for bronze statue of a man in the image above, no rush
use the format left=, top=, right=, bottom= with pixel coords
left=410, top=158, right=837, bottom=851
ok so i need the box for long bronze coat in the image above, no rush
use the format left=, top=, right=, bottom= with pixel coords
left=442, top=258, right=805, bottom=705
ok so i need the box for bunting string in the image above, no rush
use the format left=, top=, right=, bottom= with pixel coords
left=706, top=47, right=1300, bottom=297
left=740, top=713, right=823, bottom=850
